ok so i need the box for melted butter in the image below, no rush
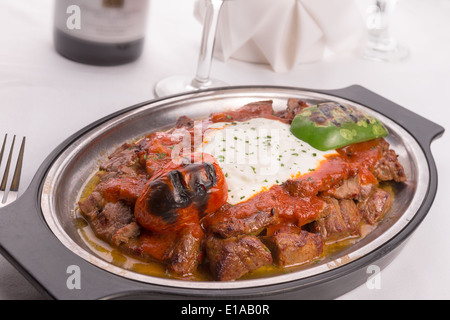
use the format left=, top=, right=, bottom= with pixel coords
left=110, top=249, right=128, bottom=268
left=130, top=261, right=168, bottom=278
left=78, top=172, right=101, bottom=203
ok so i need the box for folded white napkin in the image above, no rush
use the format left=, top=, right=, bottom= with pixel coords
left=195, top=0, right=365, bottom=72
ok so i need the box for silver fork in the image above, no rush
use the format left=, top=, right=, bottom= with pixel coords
left=0, top=134, right=26, bottom=207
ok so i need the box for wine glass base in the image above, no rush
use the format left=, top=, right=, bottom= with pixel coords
left=154, top=75, right=228, bottom=98
left=364, top=40, right=409, bottom=62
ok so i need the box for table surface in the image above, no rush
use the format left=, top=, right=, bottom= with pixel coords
left=0, top=0, right=449, bottom=300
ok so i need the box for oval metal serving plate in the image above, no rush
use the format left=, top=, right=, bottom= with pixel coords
left=41, top=86, right=429, bottom=292
left=0, top=85, right=442, bottom=299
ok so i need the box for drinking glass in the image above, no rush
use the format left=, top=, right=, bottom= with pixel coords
left=364, top=0, right=409, bottom=62
left=154, top=0, right=228, bottom=97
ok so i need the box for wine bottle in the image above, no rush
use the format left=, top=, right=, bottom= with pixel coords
left=53, top=0, right=150, bottom=66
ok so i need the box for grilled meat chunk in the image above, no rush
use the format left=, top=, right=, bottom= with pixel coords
left=100, top=142, right=142, bottom=174
left=283, top=157, right=358, bottom=198
left=96, top=174, right=149, bottom=205
left=312, top=196, right=362, bottom=242
left=175, top=115, right=195, bottom=129
left=262, top=229, right=323, bottom=267
left=111, top=222, right=141, bottom=247
left=83, top=201, right=136, bottom=243
left=79, top=190, right=105, bottom=215
left=323, top=175, right=362, bottom=199
left=206, top=207, right=278, bottom=238
left=202, top=190, right=279, bottom=238
left=209, top=100, right=286, bottom=123
left=373, top=148, right=407, bottom=182
left=276, top=98, right=311, bottom=121
left=313, top=197, right=349, bottom=242
left=166, top=224, right=204, bottom=276
left=205, top=235, right=273, bottom=281
left=357, top=187, right=392, bottom=224
left=339, top=199, right=362, bottom=233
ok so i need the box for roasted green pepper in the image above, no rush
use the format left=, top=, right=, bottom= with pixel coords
left=290, top=102, right=388, bottom=151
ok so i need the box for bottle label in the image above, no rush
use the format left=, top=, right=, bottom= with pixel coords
left=54, top=0, right=149, bottom=43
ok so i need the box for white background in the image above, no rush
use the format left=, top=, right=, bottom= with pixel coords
left=0, top=0, right=449, bottom=300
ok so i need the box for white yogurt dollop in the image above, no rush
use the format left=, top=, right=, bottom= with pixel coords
left=196, top=118, right=338, bottom=204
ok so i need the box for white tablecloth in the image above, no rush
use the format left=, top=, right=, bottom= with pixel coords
left=0, top=0, right=449, bottom=300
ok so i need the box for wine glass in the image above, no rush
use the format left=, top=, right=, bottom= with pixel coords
left=154, top=0, right=228, bottom=97
left=364, top=0, right=409, bottom=62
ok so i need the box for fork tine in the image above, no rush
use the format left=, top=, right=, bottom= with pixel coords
left=0, top=134, right=7, bottom=168
left=0, top=135, right=26, bottom=206
left=0, top=135, right=16, bottom=193
left=10, top=137, right=25, bottom=192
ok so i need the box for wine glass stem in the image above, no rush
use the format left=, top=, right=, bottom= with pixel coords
left=191, top=0, right=224, bottom=89
left=368, top=0, right=398, bottom=42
